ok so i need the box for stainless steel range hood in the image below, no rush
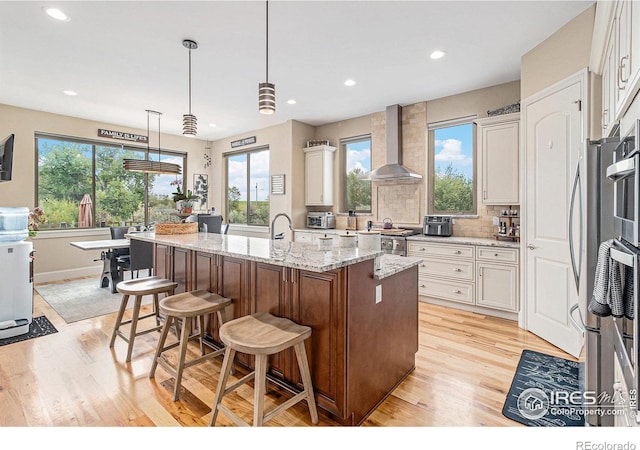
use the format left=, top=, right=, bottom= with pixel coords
left=362, top=104, right=422, bottom=182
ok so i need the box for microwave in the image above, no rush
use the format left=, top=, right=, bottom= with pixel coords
left=307, top=212, right=335, bottom=229
left=608, top=120, right=639, bottom=246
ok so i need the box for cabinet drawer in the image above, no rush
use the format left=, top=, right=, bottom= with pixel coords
left=408, top=241, right=474, bottom=259
left=476, top=246, right=519, bottom=263
left=418, top=259, right=474, bottom=281
left=418, top=277, right=474, bottom=304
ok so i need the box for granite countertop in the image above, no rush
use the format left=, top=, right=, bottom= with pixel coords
left=129, top=231, right=385, bottom=273
left=406, top=235, right=520, bottom=249
left=374, top=254, right=422, bottom=280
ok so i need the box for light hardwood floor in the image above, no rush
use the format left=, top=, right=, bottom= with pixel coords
left=0, top=279, right=578, bottom=427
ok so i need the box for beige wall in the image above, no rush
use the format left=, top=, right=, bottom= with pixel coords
left=310, top=81, right=521, bottom=236
left=520, top=4, right=595, bottom=100
left=209, top=120, right=313, bottom=240
left=0, top=103, right=209, bottom=281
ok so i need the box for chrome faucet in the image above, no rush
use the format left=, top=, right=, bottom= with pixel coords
left=270, top=213, right=293, bottom=240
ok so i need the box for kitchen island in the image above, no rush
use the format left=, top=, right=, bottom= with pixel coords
left=128, top=231, right=421, bottom=425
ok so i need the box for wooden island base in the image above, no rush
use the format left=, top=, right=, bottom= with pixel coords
left=152, top=242, right=418, bottom=425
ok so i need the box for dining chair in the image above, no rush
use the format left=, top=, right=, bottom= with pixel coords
left=110, top=226, right=132, bottom=278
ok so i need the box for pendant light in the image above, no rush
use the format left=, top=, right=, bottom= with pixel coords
left=258, top=1, right=275, bottom=114
left=182, top=39, right=198, bottom=136
left=123, top=110, right=181, bottom=175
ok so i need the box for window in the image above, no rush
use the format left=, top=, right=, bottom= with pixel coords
left=225, top=147, right=269, bottom=226
left=36, top=134, right=186, bottom=229
left=428, top=117, right=476, bottom=214
left=343, top=136, right=371, bottom=213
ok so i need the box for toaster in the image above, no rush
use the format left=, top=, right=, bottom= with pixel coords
left=423, top=215, right=452, bottom=237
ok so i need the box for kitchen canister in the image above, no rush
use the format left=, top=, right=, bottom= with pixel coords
left=0, top=206, right=29, bottom=242
left=338, top=232, right=357, bottom=249
left=317, top=235, right=333, bottom=251
left=357, top=230, right=381, bottom=252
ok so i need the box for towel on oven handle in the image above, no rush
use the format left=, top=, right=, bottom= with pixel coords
left=588, top=239, right=635, bottom=320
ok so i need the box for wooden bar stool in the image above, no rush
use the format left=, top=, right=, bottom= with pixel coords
left=209, top=312, right=318, bottom=427
left=149, top=290, right=232, bottom=401
left=109, top=276, right=178, bottom=362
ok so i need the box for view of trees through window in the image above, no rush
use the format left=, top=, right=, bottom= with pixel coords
left=36, top=136, right=185, bottom=229
left=344, top=137, right=371, bottom=212
left=226, top=148, right=269, bottom=226
left=432, top=122, right=475, bottom=214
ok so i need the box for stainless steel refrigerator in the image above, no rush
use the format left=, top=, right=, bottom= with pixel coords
left=572, top=136, right=620, bottom=426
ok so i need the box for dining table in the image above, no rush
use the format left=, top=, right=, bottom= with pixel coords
left=70, top=238, right=130, bottom=293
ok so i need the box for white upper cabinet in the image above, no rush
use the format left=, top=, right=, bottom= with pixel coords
left=304, top=145, right=336, bottom=206
left=594, top=1, right=640, bottom=136
left=475, top=113, right=520, bottom=205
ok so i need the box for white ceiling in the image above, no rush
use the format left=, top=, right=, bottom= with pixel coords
left=0, top=1, right=594, bottom=141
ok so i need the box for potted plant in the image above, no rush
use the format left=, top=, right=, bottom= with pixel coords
left=180, top=190, right=200, bottom=214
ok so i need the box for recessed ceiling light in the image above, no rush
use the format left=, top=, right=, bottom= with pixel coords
left=287, top=99, right=297, bottom=105
left=44, top=7, right=70, bottom=22
left=430, top=50, right=446, bottom=60
left=63, top=90, right=78, bottom=96
left=344, top=79, right=356, bottom=87
left=209, top=123, right=217, bottom=127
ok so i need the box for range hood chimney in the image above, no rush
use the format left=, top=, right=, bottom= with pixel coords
left=362, top=104, right=422, bottom=182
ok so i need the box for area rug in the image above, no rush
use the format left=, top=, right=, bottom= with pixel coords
left=0, top=316, right=58, bottom=346
left=502, top=349, right=585, bottom=427
left=35, top=276, right=151, bottom=324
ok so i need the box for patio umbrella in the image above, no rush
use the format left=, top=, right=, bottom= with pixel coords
left=78, top=194, right=93, bottom=228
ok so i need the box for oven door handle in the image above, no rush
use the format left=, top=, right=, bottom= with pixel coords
left=606, top=157, right=636, bottom=181
left=568, top=160, right=582, bottom=294
left=610, top=246, right=636, bottom=268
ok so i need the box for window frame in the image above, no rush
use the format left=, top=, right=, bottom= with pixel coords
left=224, top=145, right=270, bottom=227
left=427, top=116, right=477, bottom=216
left=341, top=134, right=372, bottom=214
left=34, top=132, right=187, bottom=229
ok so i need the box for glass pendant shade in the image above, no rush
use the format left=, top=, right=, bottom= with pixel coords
left=183, top=113, right=197, bottom=136
left=258, top=82, right=276, bottom=114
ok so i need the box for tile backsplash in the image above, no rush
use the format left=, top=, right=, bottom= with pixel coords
left=452, top=205, right=520, bottom=239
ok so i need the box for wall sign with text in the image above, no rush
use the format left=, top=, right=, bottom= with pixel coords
left=230, top=136, right=256, bottom=148
left=98, top=129, right=148, bottom=143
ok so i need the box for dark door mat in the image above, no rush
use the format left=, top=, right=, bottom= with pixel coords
left=0, top=316, right=58, bottom=347
left=502, top=349, right=585, bottom=426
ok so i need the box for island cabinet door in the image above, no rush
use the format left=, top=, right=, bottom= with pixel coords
left=154, top=243, right=172, bottom=281
left=172, top=247, right=190, bottom=293
left=193, top=251, right=216, bottom=292
left=249, top=262, right=293, bottom=381
left=290, top=268, right=347, bottom=420
left=218, top=256, right=251, bottom=366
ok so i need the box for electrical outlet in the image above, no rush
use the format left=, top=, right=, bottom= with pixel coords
left=375, top=284, right=382, bottom=303
left=493, top=216, right=500, bottom=226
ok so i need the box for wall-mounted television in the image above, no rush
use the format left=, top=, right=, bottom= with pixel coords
left=0, top=134, right=14, bottom=182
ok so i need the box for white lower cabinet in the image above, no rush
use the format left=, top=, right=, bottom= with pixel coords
left=408, top=240, right=519, bottom=316
left=476, top=262, right=519, bottom=312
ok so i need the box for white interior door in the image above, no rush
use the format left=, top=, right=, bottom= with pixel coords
left=522, top=71, right=587, bottom=358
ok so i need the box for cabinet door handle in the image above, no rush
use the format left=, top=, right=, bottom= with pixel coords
left=602, top=109, right=608, bottom=129
left=420, top=264, right=426, bottom=267
left=620, top=55, right=629, bottom=85
left=420, top=284, right=426, bottom=288
left=452, top=290, right=461, bottom=294
left=453, top=268, right=462, bottom=272
left=494, top=253, right=499, bottom=257
left=419, top=247, right=426, bottom=251
left=454, top=250, right=461, bottom=254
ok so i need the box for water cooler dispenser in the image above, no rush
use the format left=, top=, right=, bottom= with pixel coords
left=0, top=207, right=34, bottom=339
